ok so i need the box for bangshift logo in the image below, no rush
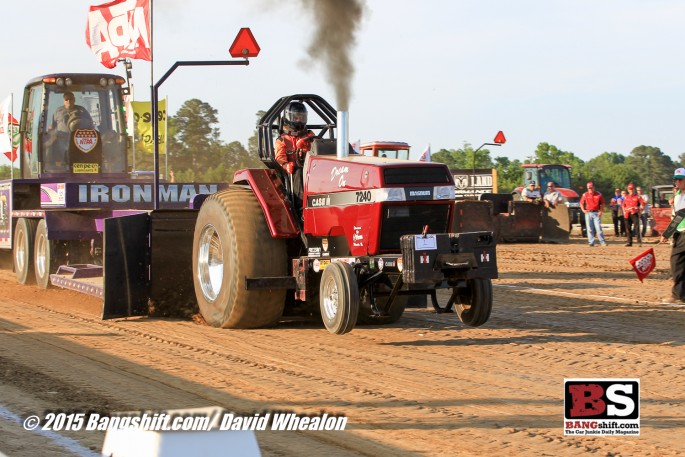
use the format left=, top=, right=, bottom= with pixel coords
left=564, top=379, right=640, bottom=436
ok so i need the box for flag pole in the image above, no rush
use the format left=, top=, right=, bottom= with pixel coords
left=165, top=95, right=168, bottom=180
left=130, top=83, right=137, bottom=172
left=10, top=93, right=13, bottom=180
left=150, top=0, right=160, bottom=209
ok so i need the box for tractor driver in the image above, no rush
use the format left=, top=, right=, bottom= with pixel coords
left=275, top=101, right=315, bottom=211
left=51, top=91, right=93, bottom=133
left=45, top=91, right=94, bottom=171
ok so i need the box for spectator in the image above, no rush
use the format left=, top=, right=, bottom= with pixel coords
left=543, top=181, right=563, bottom=208
left=636, top=186, right=650, bottom=238
left=521, top=181, right=541, bottom=202
left=660, top=168, right=685, bottom=304
left=622, top=183, right=642, bottom=247
left=580, top=181, right=607, bottom=247
left=610, top=188, right=626, bottom=237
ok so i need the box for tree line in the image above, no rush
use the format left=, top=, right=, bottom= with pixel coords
left=1, top=97, right=682, bottom=199
left=433, top=142, right=684, bottom=196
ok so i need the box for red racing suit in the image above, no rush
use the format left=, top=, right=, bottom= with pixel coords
left=275, top=130, right=315, bottom=170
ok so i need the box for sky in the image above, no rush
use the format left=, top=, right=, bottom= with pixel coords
left=1, top=0, right=684, bottom=166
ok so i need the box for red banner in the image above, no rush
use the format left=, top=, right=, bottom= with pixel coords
left=86, top=0, right=151, bottom=69
left=629, top=248, right=656, bottom=282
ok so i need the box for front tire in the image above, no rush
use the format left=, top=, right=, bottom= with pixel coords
left=320, top=262, right=359, bottom=335
left=455, top=278, right=493, bottom=327
left=14, top=218, right=38, bottom=285
left=192, top=189, right=287, bottom=329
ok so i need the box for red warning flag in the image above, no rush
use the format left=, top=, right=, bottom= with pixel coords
left=629, top=248, right=656, bottom=282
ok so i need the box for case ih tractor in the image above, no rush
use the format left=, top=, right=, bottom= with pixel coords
left=190, top=95, right=498, bottom=334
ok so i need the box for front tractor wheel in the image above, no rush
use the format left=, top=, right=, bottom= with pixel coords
left=320, top=262, right=359, bottom=335
left=455, top=278, right=493, bottom=327
left=192, top=189, right=287, bottom=329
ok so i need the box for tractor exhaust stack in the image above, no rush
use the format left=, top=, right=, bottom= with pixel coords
left=337, top=111, right=349, bottom=159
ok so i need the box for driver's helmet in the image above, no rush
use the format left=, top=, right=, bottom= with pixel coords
left=283, top=101, right=307, bottom=132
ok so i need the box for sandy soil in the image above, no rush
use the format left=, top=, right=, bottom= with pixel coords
left=0, top=236, right=683, bottom=456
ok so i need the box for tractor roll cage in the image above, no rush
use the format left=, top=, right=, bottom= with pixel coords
left=257, top=94, right=339, bottom=169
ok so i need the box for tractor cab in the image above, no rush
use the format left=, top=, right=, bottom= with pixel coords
left=256, top=94, right=355, bottom=199
left=523, top=164, right=573, bottom=191
left=651, top=184, right=675, bottom=236
left=19, top=74, right=128, bottom=179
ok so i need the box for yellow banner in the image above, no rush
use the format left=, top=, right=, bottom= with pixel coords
left=131, top=100, right=167, bottom=154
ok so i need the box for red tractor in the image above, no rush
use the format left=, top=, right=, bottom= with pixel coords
left=513, top=164, right=585, bottom=236
left=190, top=95, right=498, bottom=334
left=359, top=141, right=411, bottom=160
left=651, top=184, right=675, bottom=236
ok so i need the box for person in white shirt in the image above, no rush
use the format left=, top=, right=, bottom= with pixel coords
left=543, top=181, right=563, bottom=208
left=521, top=181, right=541, bottom=202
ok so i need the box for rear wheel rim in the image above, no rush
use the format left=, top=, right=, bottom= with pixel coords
left=322, top=275, right=339, bottom=320
left=15, top=228, right=26, bottom=273
left=36, top=233, right=47, bottom=279
left=197, top=224, right=224, bottom=302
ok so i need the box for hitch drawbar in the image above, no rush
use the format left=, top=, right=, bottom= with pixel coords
left=400, top=231, right=497, bottom=284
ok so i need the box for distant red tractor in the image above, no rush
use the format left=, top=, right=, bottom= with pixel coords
left=651, top=184, right=675, bottom=236
left=359, top=141, right=411, bottom=160
left=512, top=164, right=585, bottom=235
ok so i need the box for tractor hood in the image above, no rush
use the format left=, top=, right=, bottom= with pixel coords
left=303, top=155, right=456, bottom=255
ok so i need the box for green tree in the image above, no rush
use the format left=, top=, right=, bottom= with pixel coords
left=581, top=153, right=638, bottom=196
left=493, top=156, right=523, bottom=193
left=625, top=145, right=673, bottom=190
left=247, top=110, right=266, bottom=158
left=431, top=143, right=494, bottom=169
left=169, top=98, right=222, bottom=174
left=530, top=142, right=585, bottom=173
left=0, top=165, right=19, bottom=179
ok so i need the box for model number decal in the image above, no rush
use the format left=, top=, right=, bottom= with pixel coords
left=356, top=191, right=372, bottom=203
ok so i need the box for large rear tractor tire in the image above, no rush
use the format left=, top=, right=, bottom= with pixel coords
left=320, top=262, right=359, bottom=335
left=192, top=189, right=287, bottom=329
left=14, top=218, right=38, bottom=285
left=455, top=278, right=493, bottom=327
left=34, top=219, right=62, bottom=289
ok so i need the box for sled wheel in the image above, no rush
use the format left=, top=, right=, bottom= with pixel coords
left=193, top=189, right=287, bottom=329
left=320, top=262, right=359, bottom=335
left=456, top=278, right=493, bottom=327
left=14, top=218, right=38, bottom=285
left=34, top=219, right=62, bottom=289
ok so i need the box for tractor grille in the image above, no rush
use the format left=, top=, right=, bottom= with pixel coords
left=379, top=203, right=452, bottom=251
left=383, top=167, right=452, bottom=185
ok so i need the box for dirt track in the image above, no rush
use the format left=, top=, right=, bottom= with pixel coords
left=0, top=237, right=683, bottom=456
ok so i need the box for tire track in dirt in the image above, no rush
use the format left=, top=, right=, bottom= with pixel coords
left=1, top=241, right=684, bottom=456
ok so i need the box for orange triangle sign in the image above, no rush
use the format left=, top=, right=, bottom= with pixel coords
left=494, top=131, right=506, bottom=144
left=229, top=28, right=261, bottom=58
